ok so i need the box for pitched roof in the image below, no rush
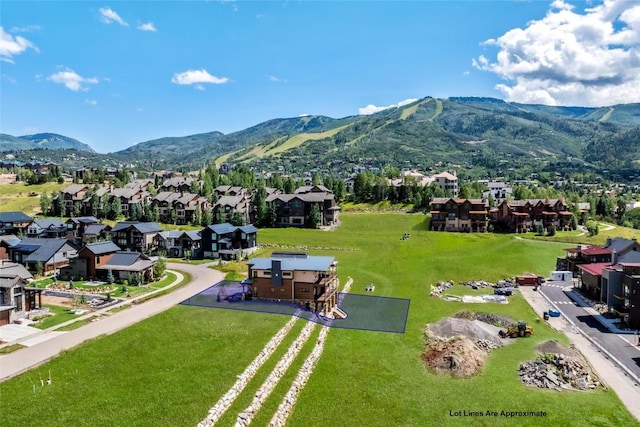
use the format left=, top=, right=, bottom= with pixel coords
left=207, top=223, right=236, bottom=234
left=578, top=262, right=611, bottom=276
left=248, top=252, right=335, bottom=272
left=111, top=221, right=162, bottom=234
left=67, top=216, right=99, bottom=225
left=82, top=241, right=121, bottom=255
left=97, top=251, right=154, bottom=272
left=32, top=219, right=65, bottom=229
left=157, top=230, right=183, bottom=239
left=83, top=223, right=110, bottom=235
left=11, top=238, right=71, bottom=263
left=605, top=237, right=639, bottom=255
left=0, top=262, right=33, bottom=281
left=0, top=211, right=32, bottom=223
left=182, top=230, right=201, bottom=241
left=238, top=225, right=258, bottom=234
left=61, top=184, right=88, bottom=195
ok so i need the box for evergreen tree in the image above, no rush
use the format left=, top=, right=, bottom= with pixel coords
left=307, top=204, right=321, bottom=228
left=201, top=209, right=213, bottom=227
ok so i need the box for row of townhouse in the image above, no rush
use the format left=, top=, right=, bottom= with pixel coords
left=428, top=198, right=574, bottom=233
left=557, top=238, right=640, bottom=328
left=60, top=182, right=339, bottom=228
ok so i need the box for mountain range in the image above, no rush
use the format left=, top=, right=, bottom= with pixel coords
left=0, top=133, right=95, bottom=153
left=3, top=97, right=640, bottom=174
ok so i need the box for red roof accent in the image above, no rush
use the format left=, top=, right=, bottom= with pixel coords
left=581, top=247, right=612, bottom=255
left=578, top=262, right=611, bottom=276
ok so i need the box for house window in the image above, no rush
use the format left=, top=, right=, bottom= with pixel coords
left=97, top=256, right=101, bottom=264
left=270, top=288, right=275, bottom=293
left=211, top=243, right=217, bottom=251
left=281, top=288, right=285, bottom=292
left=283, top=271, right=292, bottom=278
left=263, top=271, right=271, bottom=277
left=252, top=270, right=258, bottom=278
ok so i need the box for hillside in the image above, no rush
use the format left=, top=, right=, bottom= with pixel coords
left=3, top=97, right=640, bottom=174
left=9, top=133, right=96, bottom=153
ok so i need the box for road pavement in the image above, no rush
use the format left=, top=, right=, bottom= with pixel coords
left=540, top=282, right=640, bottom=380
left=521, top=284, right=640, bottom=422
left=0, top=263, right=224, bottom=382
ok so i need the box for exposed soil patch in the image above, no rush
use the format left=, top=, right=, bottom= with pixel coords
left=423, top=316, right=512, bottom=377
left=535, top=340, right=579, bottom=358
left=41, top=295, right=75, bottom=307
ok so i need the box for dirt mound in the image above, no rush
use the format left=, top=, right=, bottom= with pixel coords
left=536, top=340, right=578, bottom=357
left=426, top=317, right=507, bottom=346
left=423, top=336, right=487, bottom=377
left=453, top=310, right=513, bottom=327
left=423, top=317, right=511, bottom=377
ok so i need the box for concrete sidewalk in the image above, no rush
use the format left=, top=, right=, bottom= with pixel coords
left=520, top=286, right=640, bottom=423
left=0, top=263, right=224, bottom=382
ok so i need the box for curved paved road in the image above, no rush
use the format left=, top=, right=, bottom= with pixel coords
left=0, top=263, right=224, bottom=382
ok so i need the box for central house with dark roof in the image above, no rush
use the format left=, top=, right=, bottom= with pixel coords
left=200, top=223, right=258, bottom=260
left=111, top=221, right=162, bottom=253
left=246, top=252, right=339, bottom=316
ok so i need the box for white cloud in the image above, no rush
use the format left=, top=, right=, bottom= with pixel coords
left=0, top=26, right=38, bottom=63
left=2, top=73, right=16, bottom=84
left=358, top=98, right=419, bottom=115
left=268, top=75, right=286, bottom=83
left=85, top=99, right=97, bottom=106
left=9, top=24, right=42, bottom=33
left=99, top=7, right=128, bottom=26
left=299, top=113, right=310, bottom=117
left=137, top=22, right=157, bottom=32
left=48, top=68, right=99, bottom=91
left=474, top=0, right=640, bottom=106
left=171, top=69, right=230, bottom=87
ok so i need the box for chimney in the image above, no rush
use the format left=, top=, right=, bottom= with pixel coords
left=612, top=250, right=618, bottom=265
left=606, top=238, right=612, bottom=247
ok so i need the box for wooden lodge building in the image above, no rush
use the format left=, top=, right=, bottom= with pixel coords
left=246, top=252, right=339, bottom=316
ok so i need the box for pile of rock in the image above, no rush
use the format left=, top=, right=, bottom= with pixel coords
left=236, top=321, right=318, bottom=427
left=430, top=281, right=453, bottom=296
left=198, top=316, right=299, bottom=427
left=453, top=311, right=513, bottom=328
left=519, top=353, right=602, bottom=391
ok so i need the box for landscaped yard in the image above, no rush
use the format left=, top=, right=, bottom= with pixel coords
left=33, top=305, right=85, bottom=330
left=0, top=213, right=636, bottom=426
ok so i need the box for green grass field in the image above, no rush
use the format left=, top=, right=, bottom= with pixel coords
left=0, top=182, right=66, bottom=216
left=0, top=213, right=636, bottom=426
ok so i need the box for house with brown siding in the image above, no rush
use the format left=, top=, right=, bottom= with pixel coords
left=429, top=198, right=488, bottom=232
left=247, top=252, right=339, bottom=316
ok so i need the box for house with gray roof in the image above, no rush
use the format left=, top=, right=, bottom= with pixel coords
left=81, top=223, right=112, bottom=244
left=61, top=241, right=122, bottom=281
left=4, top=237, right=77, bottom=276
left=0, top=262, right=41, bottom=325
left=153, top=230, right=201, bottom=258
left=95, top=251, right=155, bottom=283
left=0, top=211, right=33, bottom=236
left=265, top=191, right=339, bottom=228
left=201, top=223, right=258, bottom=260
left=27, top=218, right=67, bottom=238
left=247, top=252, right=339, bottom=316
left=111, top=221, right=162, bottom=253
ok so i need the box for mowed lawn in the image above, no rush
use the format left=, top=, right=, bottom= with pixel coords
left=0, top=213, right=637, bottom=426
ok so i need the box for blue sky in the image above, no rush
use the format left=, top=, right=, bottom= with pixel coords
left=1, top=1, right=639, bottom=153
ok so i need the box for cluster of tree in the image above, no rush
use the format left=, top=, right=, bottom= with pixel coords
left=6, top=166, right=64, bottom=185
